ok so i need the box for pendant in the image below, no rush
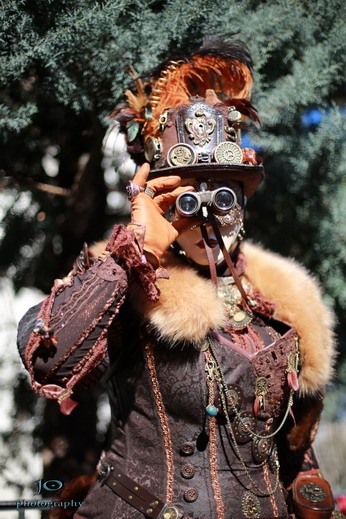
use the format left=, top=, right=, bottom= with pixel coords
left=228, top=308, right=253, bottom=329
left=206, top=404, right=218, bottom=416
left=242, top=491, right=261, bottom=518
left=254, top=376, right=268, bottom=415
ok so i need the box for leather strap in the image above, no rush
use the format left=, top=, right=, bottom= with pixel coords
left=98, top=459, right=181, bottom=519
left=201, top=224, right=218, bottom=285
left=207, top=207, right=251, bottom=308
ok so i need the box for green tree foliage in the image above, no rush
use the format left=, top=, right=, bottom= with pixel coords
left=0, top=0, right=345, bottom=429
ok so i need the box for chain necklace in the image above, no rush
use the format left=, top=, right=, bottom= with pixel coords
left=209, top=331, right=300, bottom=438
left=205, top=347, right=280, bottom=497
left=204, top=335, right=299, bottom=497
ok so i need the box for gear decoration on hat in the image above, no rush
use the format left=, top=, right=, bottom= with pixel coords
left=111, top=36, right=259, bottom=154
left=214, top=142, right=243, bottom=165
left=110, top=36, right=264, bottom=197
left=167, top=144, right=197, bottom=167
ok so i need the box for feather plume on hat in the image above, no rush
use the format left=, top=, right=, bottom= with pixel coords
left=110, top=36, right=260, bottom=162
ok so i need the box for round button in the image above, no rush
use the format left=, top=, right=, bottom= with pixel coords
left=180, top=443, right=195, bottom=456
left=215, top=384, right=243, bottom=417
left=184, top=488, right=198, bottom=503
left=233, top=411, right=257, bottom=444
left=163, top=506, right=179, bottom=519
left=252, top=436, right=273, bottom=463
left=181, top=464, right=196, bottom=479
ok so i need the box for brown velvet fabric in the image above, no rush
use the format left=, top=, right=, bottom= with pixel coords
left=17, top=240, right=329, bottom=519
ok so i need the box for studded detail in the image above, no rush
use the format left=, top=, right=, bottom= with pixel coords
left=184, top=488, right=199, bottom=502
left=252, top=436, right=273, bottom=463
left=181, top=464, right=196, bottom=479
left=233, top=411, right=257, bottom=444
left=180, top=443, right=195, bottom=456
left=216, top=383, right=243, bottom=417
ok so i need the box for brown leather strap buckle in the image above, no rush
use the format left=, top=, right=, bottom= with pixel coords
left=97, top=459, right=182, bottom=519
left=97, top=459, right=114, bottom=486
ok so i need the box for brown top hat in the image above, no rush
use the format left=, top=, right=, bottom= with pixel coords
left=145, top=90, right=264, bottom=197
left=112, top=37, right=264, bottom=197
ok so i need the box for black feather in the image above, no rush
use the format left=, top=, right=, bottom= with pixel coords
left=197, top=35, right=253, bottom=73
left=144, top=34, right=253, bottom=81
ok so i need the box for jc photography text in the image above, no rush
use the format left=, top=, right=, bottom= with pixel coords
left=16, top=499, right=83, bottom=510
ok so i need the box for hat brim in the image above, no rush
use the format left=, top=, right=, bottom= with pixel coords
left=148, top=163, right=264, bottom=198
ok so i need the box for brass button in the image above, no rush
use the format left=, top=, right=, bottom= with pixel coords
left=163, top=506, right=179, bottom=519
left=181, top=463, right=196, bottom=479
left=184, top=488, right=199, bottom=502
left=180, top=443, right=195, bottom=456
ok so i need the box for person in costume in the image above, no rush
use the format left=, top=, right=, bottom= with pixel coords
left=17, top=37, right=340, bottom=519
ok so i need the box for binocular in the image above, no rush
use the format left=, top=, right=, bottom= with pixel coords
left=176, top=187, right=237, bottom=217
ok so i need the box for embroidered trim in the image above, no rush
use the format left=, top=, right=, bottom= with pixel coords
left=208, top=415, right=225, bottom=519
left=263, top=462, right=278, bottom=517
left=205, top=349, right=225, bottom=519
left=144, top=342, right=174, bottom=503
left=25, top=265, right=126, bottom=404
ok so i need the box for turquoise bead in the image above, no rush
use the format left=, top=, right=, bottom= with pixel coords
left=206, top=404, right=218, bottom=416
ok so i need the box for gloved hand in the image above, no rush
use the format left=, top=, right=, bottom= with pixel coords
left=130, top=163, right=199, bottom=266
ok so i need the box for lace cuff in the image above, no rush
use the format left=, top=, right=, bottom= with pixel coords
left=106, top=223, right=161, bottom=303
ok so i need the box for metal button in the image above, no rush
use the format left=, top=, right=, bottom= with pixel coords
left=233, top=411, right=256, bottom=444
left=181, top=463, right=196, bottom=479
left=215, top=384, right=243, bottom=417
left=184, top=488, right=199, bottom=502
left=163, top=506, right=179, bottom=519
left=252, top=436, right=273, bottom=463
left=180, top=443, right=195, bottom=456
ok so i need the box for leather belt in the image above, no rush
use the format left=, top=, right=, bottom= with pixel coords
left=97, top=458, right=182, bottom=519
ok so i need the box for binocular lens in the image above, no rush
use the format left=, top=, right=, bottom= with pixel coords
left=213, top=189, right=236, bottom=213
left=176, top=187, right=237, bottom=217
left=176, top=193, right=199, bottom=216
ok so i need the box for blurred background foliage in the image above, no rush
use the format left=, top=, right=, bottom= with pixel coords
left=0, top=0, right=345, bottom=498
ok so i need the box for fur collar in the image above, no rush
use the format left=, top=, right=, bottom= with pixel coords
left=91, top=240, right=335, bottom=395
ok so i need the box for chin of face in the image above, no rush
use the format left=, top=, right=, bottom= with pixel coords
left=176, top=224, right=241, bottom=266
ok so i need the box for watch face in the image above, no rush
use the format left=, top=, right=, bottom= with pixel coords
left=167, top=144, right=197, bottom=167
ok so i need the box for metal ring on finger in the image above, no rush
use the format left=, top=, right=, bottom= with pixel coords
left=144, top=186, right=155, bottom=199
left=126, top=181, right=144, bottom=201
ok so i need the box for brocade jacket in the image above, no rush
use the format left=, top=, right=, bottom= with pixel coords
left=17, top=226, right=335, bottom=519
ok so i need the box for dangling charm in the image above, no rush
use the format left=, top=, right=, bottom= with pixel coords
left=242, top=491, right=261, bottom=518
left=206, top=404, right=218, bottom=416
left=254, top=376, right=268, bottom=416
left=286, top=347, right=299, bottom=391
left=204, top=351, right=220, bottom=417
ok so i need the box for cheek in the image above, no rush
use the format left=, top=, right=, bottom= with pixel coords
left=176, top=222, right=242, bottom=266
left=176, top=228, right=201, bottom=254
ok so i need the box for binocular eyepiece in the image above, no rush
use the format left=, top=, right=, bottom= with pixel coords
left=176, top=187, right=237, bottom=218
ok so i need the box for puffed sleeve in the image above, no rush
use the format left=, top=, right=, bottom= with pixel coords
left=17, top=224, right=160, bottom=414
